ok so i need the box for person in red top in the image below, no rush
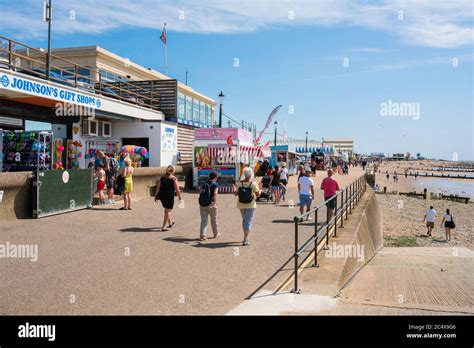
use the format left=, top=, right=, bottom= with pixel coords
left=320, top=169, right=340, bottom=222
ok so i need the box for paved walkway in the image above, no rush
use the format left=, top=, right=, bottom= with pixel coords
left=0, top=169, right=363, bottom=314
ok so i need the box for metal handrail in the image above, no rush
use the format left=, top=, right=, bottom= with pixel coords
left=291, top=174, right=367, bottom=293
left=0, top=35, right=161, bottom=109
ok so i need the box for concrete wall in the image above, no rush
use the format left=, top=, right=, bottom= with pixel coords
left=338, top=189, right=384, bottom=289
left=0, top=171, right=34, bottom=220
left=0, top=165, right=191, bottom=220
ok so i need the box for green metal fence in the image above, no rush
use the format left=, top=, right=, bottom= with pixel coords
left=33, top=169, right=93, bottom=218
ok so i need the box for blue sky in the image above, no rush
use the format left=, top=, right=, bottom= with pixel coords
left=1, top=0, right=473, bottom=160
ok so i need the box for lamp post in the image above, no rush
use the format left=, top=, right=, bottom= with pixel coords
left=274, top=120, right=278, bottom=146
left=218, top=91, right=224, bottom=128
left=305, top=131, right=309, bottom=153
left=44, top=0, right=52, bottom=80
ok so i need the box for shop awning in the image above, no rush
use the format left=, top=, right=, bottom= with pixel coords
left=208, top=144, right=236, bottom=158
left=207, top=144, right=267, bottom=163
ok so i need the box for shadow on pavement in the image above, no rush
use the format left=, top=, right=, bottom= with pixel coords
left=193, top=241, right=242, bottom=249
left=91, top=207, right=122, bottom=211
left=271, top=219, right=295, bottom=224
left=120, top=227, right=163, bottom=232
left=163, top=236, right=242, bottom=249
left=162, top=236, right=201, bottom=244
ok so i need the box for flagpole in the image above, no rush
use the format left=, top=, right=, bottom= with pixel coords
left=165, top=39, right=168, bottom=76
left=164, top=23, right=168, bottom=76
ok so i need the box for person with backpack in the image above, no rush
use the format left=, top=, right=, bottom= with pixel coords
left=198, top=172, right=220, bottom=241
left=441, top=208, right=456, bottom=242
left=155, top=165, right=182, bottom=231
left=233, top=167, right=261, bottom=246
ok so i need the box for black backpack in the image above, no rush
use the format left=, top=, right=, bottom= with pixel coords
left=199, top=182, right=213, bottom=207
left=109, top=158, right=120, bottom=175
left=238, top=182, right=254, bottom=204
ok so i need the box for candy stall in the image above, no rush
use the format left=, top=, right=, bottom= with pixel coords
left=193, top=128, right=269, bottom=192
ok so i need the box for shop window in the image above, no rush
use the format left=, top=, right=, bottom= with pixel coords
left=199, top=101, right=206, bottom=125
left=83, top=119, right=99, bottom=136
left=193, top=99, right=200, bottom=122
left=186, top=96, right=193, bottom=120
left=178, top=93, right=185, bottom=119
left=99, top=121, right=112, bottom=137
left=99, top=69, right=129, bottom=83
left=205, top=104, right=212, bottom=126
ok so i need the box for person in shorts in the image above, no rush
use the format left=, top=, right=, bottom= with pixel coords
left=105, top=160, right=117, bottom=205
left=310, top=161, right=317, bottom=177
left=97, top=164, right=106, bottom=205
left=270, top=165, right=281, bottom=205
left=441, top=208, right=455, bottom=242
left=423, top=206, right=437, bottom=236
left=279, top=163, right=289, bottom=201
left=320, top=169, right=340, bottom=222
left=298, top=168, right=314, bottom=220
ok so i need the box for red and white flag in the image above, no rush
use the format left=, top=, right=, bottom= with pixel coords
left=160, top=23, right=167, bottom=44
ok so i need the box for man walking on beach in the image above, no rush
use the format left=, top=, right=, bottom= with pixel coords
left=423, top=206, right=437, bottom=236
left=321, top=169, right=340, bottom=223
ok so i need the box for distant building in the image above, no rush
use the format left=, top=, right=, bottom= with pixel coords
left=389, top=153, right=405, bottom=161
left=370, top=152, right=386, bottom=159
left=322, top=138, right=354, bottom=156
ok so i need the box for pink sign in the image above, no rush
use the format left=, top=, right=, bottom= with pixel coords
left=194, top=128, right=253, bottom=142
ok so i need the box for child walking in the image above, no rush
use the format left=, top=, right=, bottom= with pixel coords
left=97, top=164, right=106, bottom=205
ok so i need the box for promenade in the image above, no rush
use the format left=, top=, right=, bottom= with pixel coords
left=0, top=168, right=363, bottom=315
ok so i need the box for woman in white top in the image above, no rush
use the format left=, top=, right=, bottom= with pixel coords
left=440, top=208, right=455, bottom=242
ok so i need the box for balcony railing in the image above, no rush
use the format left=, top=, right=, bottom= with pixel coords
left=0, top=35, right=163, bottom=111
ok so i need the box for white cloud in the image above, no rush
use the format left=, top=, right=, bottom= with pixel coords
left=1, top=0, right=472, bottom=48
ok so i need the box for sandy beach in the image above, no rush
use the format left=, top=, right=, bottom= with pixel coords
left=373, top=160, right=474, bottom=196
left=376, top=194, right=473, bottom=250
left=368, top=160, right=473, bottom=250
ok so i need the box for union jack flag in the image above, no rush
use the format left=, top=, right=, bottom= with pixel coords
left=160, top=23, right=167, bottom=44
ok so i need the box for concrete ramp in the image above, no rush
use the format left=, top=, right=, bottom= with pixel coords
left=285, top=189, right=384, bottom=297
left=319, top=247, right=474, bottom=315
left=338, top=189, right=384, bottom=289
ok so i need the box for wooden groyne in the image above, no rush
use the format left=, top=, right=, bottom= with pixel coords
left=381, top=171, right=474, bottom=180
